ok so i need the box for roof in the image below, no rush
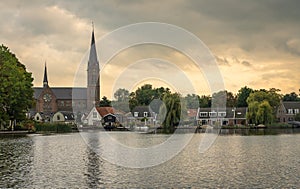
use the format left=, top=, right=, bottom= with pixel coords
left=33, top=87, right=87, bottom=100
left=96, top=107, right=115, bottom=117
left=187, top=109, right=198, bottom=117
left=282, top=101, right=300, bottom=110
left=131, top=106, right=152, bottom=117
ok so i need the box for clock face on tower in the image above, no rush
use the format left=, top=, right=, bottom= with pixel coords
left=43, top=93, right=52, bottom=102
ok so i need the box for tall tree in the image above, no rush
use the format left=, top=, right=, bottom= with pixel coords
left=236, top=86, right=254, bottom=107
left=0, top=45, right=34, bottom=128
left=161, top=93, right=182, bottom=133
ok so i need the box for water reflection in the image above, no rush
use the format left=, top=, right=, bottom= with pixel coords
left=84, top=132, right=103, bottom=188
left=0, top=130, right=299, bottom=188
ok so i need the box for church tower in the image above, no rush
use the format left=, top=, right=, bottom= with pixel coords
left=87, top=25, right=100, bottom=111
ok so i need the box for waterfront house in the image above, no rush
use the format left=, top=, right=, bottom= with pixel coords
left=277, top=101, right=300, bottom=123
left=84, top=106, right=118, bottom=127
left=131, top=106, right=156, bottom=126
left=196, top=107, right=247, bottom=126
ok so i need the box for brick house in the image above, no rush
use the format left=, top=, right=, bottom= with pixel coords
left=277, top=101, right=300, bottom=123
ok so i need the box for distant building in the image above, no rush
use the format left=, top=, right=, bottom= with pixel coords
left=277, top=101, right=300, bottom=123
left=196, top=107, right=247, bottom=126
left=31, top=27, right=100, bottom=118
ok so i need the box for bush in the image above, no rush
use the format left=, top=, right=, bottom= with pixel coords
left=34, top=122, right=72, bottom=133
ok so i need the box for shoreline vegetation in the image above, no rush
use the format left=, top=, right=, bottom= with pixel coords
left=0, top=120, right=298, bottom=135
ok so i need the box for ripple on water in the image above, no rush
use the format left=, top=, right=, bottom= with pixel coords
left=0, top=132, right=300, bottom=188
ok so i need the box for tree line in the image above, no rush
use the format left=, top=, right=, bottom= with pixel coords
left=100, top=85, right=300, bottom=127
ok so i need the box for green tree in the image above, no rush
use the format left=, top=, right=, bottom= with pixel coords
left=283, top=92, right=299, bottom=101
left=0, top=45, right=33, bottom=128
left=236, top=86, right=254, bottom=107
left=246, top=89, right=281, bottom=125
left=256, top=100, right=273, bottom=125
left=129, top=84, right=171, bottom=110
left=114, top=88, right=129, bottom=102
left=226, top=91, right=237, bottom=107
left=184, top=94, right=200, bottom=109
left=99, top=96, right=111, bottom=107
left=161, top=93, right=182, bottom=133
left=199, top=95, right=211, bottom=108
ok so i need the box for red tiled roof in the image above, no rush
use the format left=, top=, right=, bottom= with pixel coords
left=96, top=107, right=115, bottom=117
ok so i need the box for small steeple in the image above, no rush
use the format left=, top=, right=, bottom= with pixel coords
left=43, top=62, right=48, bottom=88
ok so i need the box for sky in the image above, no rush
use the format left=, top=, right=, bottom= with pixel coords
left=1, top=0, right=299, bottom=98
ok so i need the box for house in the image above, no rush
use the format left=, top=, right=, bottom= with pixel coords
left=196, top=107, right=247, bottom=126
left=52, top=111, right=75, bottom=125
left=34, top=112, right=49, bottom=122
left=277, top=101, right=300, bottom=123
left=131, top=106, right=156, bottom=126
left=84, top=107, right=118, bottom=127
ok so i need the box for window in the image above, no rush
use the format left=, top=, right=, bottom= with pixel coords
left=218, top=112, right=226, bottom=117
left=199, top=112, right=208, bottom=117
left=134, top=112, right=139, bottom=117
left=57, top=115, right=60, bottom=120
left=144, top=112, right=148, bottom=117
left=93, top=112, right=97, bottom=118
left=288, top=109, right=293, bottom=114
left=209, top=112, right=217, bottom=117
left=294, top=109, right=299, bottom=114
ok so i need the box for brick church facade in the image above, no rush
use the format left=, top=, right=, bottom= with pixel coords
left=31, top=28, right=100, bottom=117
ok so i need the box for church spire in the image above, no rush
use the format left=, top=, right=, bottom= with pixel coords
left=43, top=62, right=48, bottom=88
left=87, top=23, right=100, bottom=111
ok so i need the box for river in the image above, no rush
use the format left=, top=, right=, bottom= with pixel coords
left=1, top=129, right=300, bottom=188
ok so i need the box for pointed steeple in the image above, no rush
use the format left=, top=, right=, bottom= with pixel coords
left=87, top=23, right=100, bottom=111
left=88, top=22, right=98, bottom=65
left=43, top=62, right=48, bottom=88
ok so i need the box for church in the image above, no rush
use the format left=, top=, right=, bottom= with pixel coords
left=31, top=28, right=100, bottom=120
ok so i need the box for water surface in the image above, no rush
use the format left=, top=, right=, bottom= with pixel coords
left=0, top=130, right=299, bottom=188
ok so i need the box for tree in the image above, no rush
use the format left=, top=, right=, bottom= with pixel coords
left=161, top=93, right=182, bottom=133
left=283, top=92, right=299, bottom=101
left=236, top=86, right=254, bottom=107
left=199, top=95, right=211, bottom=108
left=246, top=89, right=281, bottom=125
left=128, top=84, right=171, bottom=111
left=184, top=94, right=200, bottom=109
left=99, top=96, right=111, bottom=107
left=114, top=88, right=129, bottom=102
left=256, top=101, right=273, bottom=125
left=226, top=91, right=237, bottom=107
left=0, top=45, right=34, bottom=128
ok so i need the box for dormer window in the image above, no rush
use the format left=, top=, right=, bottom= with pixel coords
left=134, top=112, right=139, bottom=117
left=209, top=112, right=217, bottom=117
left=288, top=109, right=293, bottom=114
left=294, top=109, right=299, bottom=114
left=144, top=112, right=148, bottom=117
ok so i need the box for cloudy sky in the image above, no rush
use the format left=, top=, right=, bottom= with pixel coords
left=1, top=0, right=299, bottom=98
